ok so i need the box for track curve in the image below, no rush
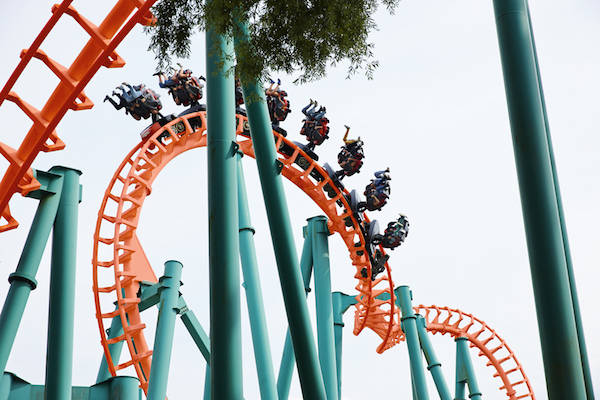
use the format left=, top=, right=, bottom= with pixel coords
left=416, top=305, right=536, bottom=400
left=92, top=111, right=399, bottom=392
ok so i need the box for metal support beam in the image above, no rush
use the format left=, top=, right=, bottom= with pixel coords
left=416, top=316, right=451, bottom=400
left=234, top=22, right=326, bottom=400
left=206, top=13, right=243, bottom=399
left=96, top=311, right=124, bottom=383
left=524, top=4, right=594, bottom=398
left=45, top=166, right=81, bottom=400
left=454, top=337, right=482, bottom=400
left=395, top=286, right=429, bottom=400
left=492, top=1, right=587, bottom=397
left=277, top=230, right=314, bottom=400
left=308, top=217, right=338, bottom=400
left=147, top=260, right=183, bottom=400
left=331, top=292, right=356, bottom=400
left=236, top=153, right=278, bottom=400
left=0, top=171, right=63, bottom=377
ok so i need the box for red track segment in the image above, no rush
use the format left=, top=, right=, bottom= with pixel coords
left=92, top=112, right=399, bottom=392
left=416, top=305, right=535, bottom=400
left=0, top=0, right=156, bottom=232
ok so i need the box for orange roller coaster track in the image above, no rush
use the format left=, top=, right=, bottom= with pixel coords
left=92, top=112, right=535, bottom=399
left=0, top=0, right=156, bottom=232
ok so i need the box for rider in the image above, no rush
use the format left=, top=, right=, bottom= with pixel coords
left=337, top=125, right=364, bottom=177
left=363, top=168, right=391, bottom=211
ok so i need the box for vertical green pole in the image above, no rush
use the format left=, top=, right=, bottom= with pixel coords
left=206, top=11, right=243, bottom=399
left=234, top=23, right=326, bottom=400
left=0, top=172, right=63, bottom=376
left=277, top=230, right=314, bottom=400
left=96, top=313, right=124, bottom=383
left=44, top=166, right=81, bottom=400
left=492, top=1, right=587, bottom=397
left=147, top=260, right=183, bottom=400
left=415, top=316, right=451, bottom=400
left=236, top=153, right=278, bottom=400
left=331, top=292, right=356, bottom=400
left=395, top=286, right=429, bottom=400
left=307, top=216, right=338, bottom=400
left=454, top=337, right=482, bottom=400
left=203, top=366, right=211, bottom=400
left=525, top=5, right=594, bottom=398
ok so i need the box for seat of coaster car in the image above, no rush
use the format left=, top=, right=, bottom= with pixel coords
left=140, top=114, right=177, bottom=140
left=292, top=141, right=319, bottom=161
left=177, top=103, right=206, bottom=117
left=322, top=163, right=345, bottom=191
left=349, top=189, right=365, bottom=213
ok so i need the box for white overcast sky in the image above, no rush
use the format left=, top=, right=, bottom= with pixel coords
left=0, top=1, right=598, bottom=399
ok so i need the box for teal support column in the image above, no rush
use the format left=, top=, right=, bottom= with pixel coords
left=277, top=231, right=314, bottom=400
left=0, top=172, right=63, bottom=376
left=180, top=308, right=211, bottom=363
left=234, top=23, right=326, bottom=400
left=44, top=166, right=81, bottom=400
left=203, top=366, right=211, bottom=400
left=96, top=313, right=124, bottom=383
left=331, top=292, right=356, bottom=400
left=236, top=154, right=278, bottom=400
left=308, top=217, right=338, bottom=400
left=206, top=13, right=243, bottom=399
left=415, top=316, right=451, bottom=400
left=147, top=260, right=183, bottom=400
left=395, top=286, right=429, bottom=400
left=525, top=5, right=594, bottom=398
left=492, top=1, right=587, bottom=397
left=454, top=337, right=482, bottom=400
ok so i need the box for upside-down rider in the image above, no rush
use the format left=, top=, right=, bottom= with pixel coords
left=363, top=168, right=391, bottom=211
left=336, top=125, right=365, bottom=178
left=265, top=79, right=291, bottom=132
left=154, top=63, right=205, bottom=107
left=104, top=82, right=163, bottom=122
left=300, top=99, right=329, bottom=150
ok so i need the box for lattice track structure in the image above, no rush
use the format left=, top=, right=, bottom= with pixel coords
left=0, top=0, right=156, bottom=233
left=92, top=112, right=535, bottom=399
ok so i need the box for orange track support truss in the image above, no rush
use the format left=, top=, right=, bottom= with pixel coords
left=0, top=0, right=156, bottom=232
left=92, top=113, right=535, bottom=399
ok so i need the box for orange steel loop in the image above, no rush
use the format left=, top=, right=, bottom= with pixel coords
left=0, top=0, right=157, bottom=232
left=415, top=305, right=535, bottom=400
left=92, top=112, right=399, bottom=393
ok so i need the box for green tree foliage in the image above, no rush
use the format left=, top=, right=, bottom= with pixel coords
left=145, top=0, right=399, bottom=83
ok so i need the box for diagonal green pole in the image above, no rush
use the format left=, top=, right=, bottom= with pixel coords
left=492, top=1, right=587, bottom=397
left=234, top=24, right=326, bottom=400
left=525, top=5, right=594, bottom=398
left=0, top=171, right=63, bottom=377
left=44, top=166, right=81, bottom=400
left=236, top=153, right=278, bottom=400
left=205, top=12, right=243, bottom=399
left=415, top=316, right=451, bottom=400
left=395, top=286, right=429, bottom=400
left=454, top=337, right=482, bottom=400
left=277, top=228, right=314, bottom=400
left=96, top=311, right=124, bottom=383
left=308, top=216, right=338, bottom=400
left=147, top=260, right=183, bottom=400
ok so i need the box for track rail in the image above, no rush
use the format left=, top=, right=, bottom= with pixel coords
left=416, top=305, right=535, bottom=400
left=0, top=0, right=156, bottom=232
left=92, top=111, right=399, bottom=392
